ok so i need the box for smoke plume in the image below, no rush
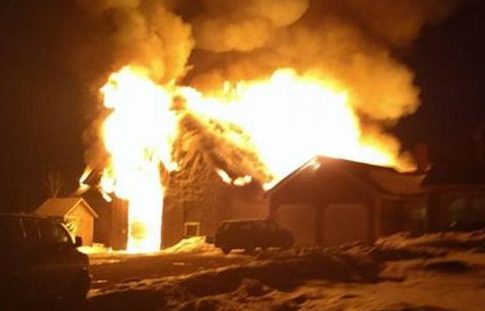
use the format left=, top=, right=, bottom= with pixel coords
left=77, top=0, right=461, bottom=179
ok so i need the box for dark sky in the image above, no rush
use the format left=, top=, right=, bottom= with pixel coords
left=0, top=1, right=485, bottom=212
left=395, top=1, right=485, bottom=161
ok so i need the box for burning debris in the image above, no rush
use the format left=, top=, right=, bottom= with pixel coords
left=76, top=0, right=460, bottom=252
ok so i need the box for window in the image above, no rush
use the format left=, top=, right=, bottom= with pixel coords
left=184, top=222, right=200, bottom=237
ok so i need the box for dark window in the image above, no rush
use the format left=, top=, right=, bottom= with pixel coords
left=184, top=222, right=200, bottom=237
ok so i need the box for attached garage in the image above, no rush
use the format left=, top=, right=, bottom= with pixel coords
left=267, top=156, right=427, bottom=246
left=274, top=204, right=316, bottom=246
left=322, top=203, right=369, bottom=246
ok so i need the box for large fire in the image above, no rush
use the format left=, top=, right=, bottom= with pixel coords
left=99, top=67, right=178, bottom=253
left=179, top=69, right=400, bottom=186
left=98, top=65, right=408, bottom=253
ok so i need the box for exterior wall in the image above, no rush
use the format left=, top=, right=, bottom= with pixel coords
left=162, top=183, right=230, bottom=248
left=108, top=199, right=128, bottom=250
left=379, top=197, right=428, bottom=236
left=162, top=180, right=268, bottom=248
left=315, top=168, right=376, bottom=245
left=66, top=203, right=94, bottom=246
left=274, top=204, right=316, bottom=246
left=322, top=203, right=369, bottom=246
left=162, top=199, right=186, bottom=248
left=270, top=165, right=377, bottom=246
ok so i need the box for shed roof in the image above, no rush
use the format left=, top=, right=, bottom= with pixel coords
left=35, top=197, right=98, bottom=218
left=266, top=156, right=426, bottom=197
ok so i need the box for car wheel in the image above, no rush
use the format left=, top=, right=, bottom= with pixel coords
left=64, top=272, right=90, bottom=304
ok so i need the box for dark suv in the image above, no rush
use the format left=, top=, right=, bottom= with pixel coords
left=0, top=214, right=91, bottom=308
left=215, top=219, right=294, bottom=254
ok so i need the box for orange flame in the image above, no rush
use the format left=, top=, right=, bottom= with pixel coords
left=181, top=69, right=402, bottom=186
left=99, top=66, right=178, bottom=253
left=97, top=66, right=410, bottom=252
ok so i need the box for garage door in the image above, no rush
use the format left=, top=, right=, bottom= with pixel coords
left=322, top=204, right=369, bottom=246
left=275, top=204, right=316, bottom=247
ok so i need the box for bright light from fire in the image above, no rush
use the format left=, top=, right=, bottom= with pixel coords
left=181, top=69, right=398, bottom=184
left=100, top=66, right=177, bottom=253
left=97, top=66, right=407, bottom=253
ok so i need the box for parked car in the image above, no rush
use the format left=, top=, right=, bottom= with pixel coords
left=0, top=213, right=91, bottom=308
left=214, top=219, right=294, bottom=254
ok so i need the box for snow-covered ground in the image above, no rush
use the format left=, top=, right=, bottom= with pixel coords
left=85, top=231, right=485, bottom=310
left=162, top=236, right=219, bottom=254
left=87, top=238, right=251, bottom=290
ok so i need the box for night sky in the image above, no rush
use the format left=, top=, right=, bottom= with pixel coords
left=396, top=1, right=485, bottom=160
left=0, top=1, right=485, bottom=212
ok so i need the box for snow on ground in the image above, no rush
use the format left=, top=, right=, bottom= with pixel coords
left=85, top=232, right=485, bottom=311
left=85, top=237, right=219, bottom=266
left=162, top=237, right=219, bottom=255
left=79, top=243, right=113, bottom=255
left=376, top=230, right=485, bottom=250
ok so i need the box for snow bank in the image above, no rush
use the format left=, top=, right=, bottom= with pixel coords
left=162, top=236, right=218, bottom=254
left=86, top=231, right=485, bottom=311
left=78, top=243, right=112, bottom=255
left=88, top=245, right=382, bottom=310
left=377, top=230, right=485, bottom=250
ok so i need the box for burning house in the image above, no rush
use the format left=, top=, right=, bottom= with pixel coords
left=267, top=156, right=427, bottom=247
left=163, top=177, right=267, bottom=248
left=75, top=0, right=464, bottom=253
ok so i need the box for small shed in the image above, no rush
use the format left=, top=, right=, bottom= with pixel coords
left=267, top=156, right=427, bottom=247
left=35, top=197, right=98, bottom=245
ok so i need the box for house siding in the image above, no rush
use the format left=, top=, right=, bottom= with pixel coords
left=268, top=160, right=429, bottom=246
left=162, top=179, right=268, bottom=248
left=270, top=164, right=377, bottom=246
left=67, top=203, right=94, bottom=245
